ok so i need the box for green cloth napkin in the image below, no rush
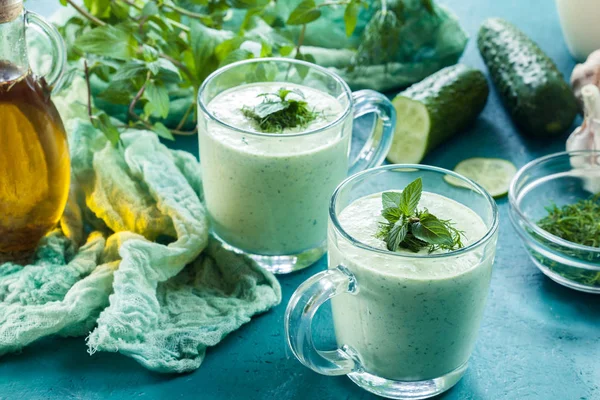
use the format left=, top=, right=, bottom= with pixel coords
left=0, top=103, right=282, bottom=373
left=279, top=0, right=468, bottom=91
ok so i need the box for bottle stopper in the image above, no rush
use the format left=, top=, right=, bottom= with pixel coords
left=0, top=0, right=22, bottom=23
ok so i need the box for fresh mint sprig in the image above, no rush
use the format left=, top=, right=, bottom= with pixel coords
left=241, top=88, right=319, bottom=133
left=375, top=178, right=465, bottom=253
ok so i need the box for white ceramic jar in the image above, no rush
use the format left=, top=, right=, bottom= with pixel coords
left=556, top=0, right=600, bottom=61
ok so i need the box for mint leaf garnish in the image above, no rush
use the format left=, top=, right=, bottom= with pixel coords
left=399, top=177, right=422, bottom=216
left=375, top=177, right=465, bottom=253
left=382, top=207, right=402, bottom=223
left=253, top=101, right=289, bottom=119
left=241, top=87, right=319, bottom=133
left=411, top=213, right=454, bottom=247
left=382, top=192, right=402, bottom=210
left=386, top=220, right=409, bottom=251
left=401, top=235, right=427, bottom=253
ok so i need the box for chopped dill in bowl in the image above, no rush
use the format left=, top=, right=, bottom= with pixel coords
left=538, top=194, right=600, bottom=248
left=536, top=194, right=600, bottom=287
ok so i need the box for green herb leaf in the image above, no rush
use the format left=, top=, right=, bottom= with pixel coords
left=385, top=220, right=408, bottom=251
left=399, top=177, right=422, bottom=216
left=92, top=112, right=121, bottom=146
left=247, top=62, right=277, bottom=82
left=152, top=122, right=175, bottom=140
left=215, top=37, right=246, bottom=61
left=75, top=25, right=137, bottom=61
left=294, top=52, right=316, bottom=78
left=228, top=0, right=270, bottom=9
left=275, top=88, right=305, bottom=101
left=382, top=192, right=402, bottom=210
left=287, top=0, right=322, bottom=25
left=141, top=2, right=160, bottom=17
left=260, top=40, right=272, bottom=57
left=89, top=61, right=119, bottom=82
left=254, top=101, right=289, bottom=118
left=144, top=81, right=170, bottom=119
left=411, top=213, right=454, bottom=246
left=146, top=58, right=181, bottom=82
left=110, top=1, right=130, bottom=19
left=280, top=45, right=295, bottom=56
left=97, top=80, right=137, bottom=105
left=112, top=60, right=147, bottom=81
left=190, top=21, right=213, bottom=66
left=382, top=207, right=402, bottom=223
left=141, top=45, right=159, bottom=62
left=219, top=48, right=254, bottom=67
left=344, top=1, right=360, bottom=37
left=190, top=22, right=226, bottom=79
left=84, top=0, right=110, bottom=17
left=401, top=234, right=427, bottom=253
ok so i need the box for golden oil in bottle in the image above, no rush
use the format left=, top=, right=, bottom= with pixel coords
left=0, top=61, right=70, bottom=262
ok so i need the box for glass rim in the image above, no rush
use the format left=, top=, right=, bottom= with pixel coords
left=508, top=149, right=600, bottom=254
left=196, top=57, right=353, bottom=138
left=329, top=164, right=500, bottom=259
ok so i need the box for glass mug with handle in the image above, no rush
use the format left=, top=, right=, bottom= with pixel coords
left=285, top=165, right=499, bottom=399
left=197, top=58, right=395, bottom=274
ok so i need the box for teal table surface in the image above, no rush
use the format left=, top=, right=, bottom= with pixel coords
left=2, top=1, right=599, bottom=399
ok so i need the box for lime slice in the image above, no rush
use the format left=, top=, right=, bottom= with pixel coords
left=387, top=96, right=430, bottom=164
left=445, top=157, right=517, bottom=198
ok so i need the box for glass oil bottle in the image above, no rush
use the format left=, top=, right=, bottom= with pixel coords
left=0, top=0, right=70, bottom=263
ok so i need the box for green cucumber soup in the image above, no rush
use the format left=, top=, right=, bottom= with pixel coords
left=329, top=191, right=495, bottom=381
left=199, top=82, right=351, bottom=255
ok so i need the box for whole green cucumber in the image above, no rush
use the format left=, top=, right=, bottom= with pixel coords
left=478, top=18, right=578, bottom=138
left=387, top=64, right=489, bottom=164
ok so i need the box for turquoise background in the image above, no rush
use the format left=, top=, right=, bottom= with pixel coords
left=1, top=1, right=599, bottom=399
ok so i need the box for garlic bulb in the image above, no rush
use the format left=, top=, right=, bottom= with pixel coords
left=567, top=84, right=600, bottom=193
left=571, top=50, right=600, bottom=108
left=567, top=85, right=600, bottom=152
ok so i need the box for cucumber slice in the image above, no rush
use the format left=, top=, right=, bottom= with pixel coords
left=387, top=97, right=430, bottom=164
left=445, top=157, right=517, bottom=198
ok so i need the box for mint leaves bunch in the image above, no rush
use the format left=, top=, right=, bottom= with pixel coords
left=59, top=0, right=371, bottom=145
left=241, top=88, right=319, bottom=133
left=375, top=178, right=465, bottom=253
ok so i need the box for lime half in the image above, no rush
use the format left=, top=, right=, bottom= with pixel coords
left=387, top=96, right=431, bottom=164
left=446, top=157, right=517, bottom=198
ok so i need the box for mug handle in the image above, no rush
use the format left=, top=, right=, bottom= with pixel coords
left=348, top=90, right=396, bottom=175
left=26, top=11, right=67, bottom=90
left=284, top=265, right=359, bottom=376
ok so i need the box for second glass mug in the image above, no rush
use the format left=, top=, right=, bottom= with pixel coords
left=197, top=58, right=396, bottom=274
left=285, top=165, right=499, bottom=399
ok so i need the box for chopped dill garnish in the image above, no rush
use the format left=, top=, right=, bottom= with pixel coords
left=241, top=88, right=319, bottom=133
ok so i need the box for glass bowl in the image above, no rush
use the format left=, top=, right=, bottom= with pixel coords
left=509, top=151, right=600, bottom=293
